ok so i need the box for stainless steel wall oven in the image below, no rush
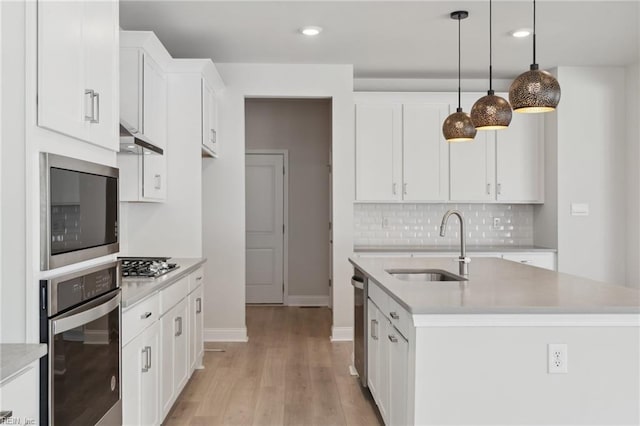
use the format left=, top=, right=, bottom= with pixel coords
left=39, top=261, right=122, bottom=426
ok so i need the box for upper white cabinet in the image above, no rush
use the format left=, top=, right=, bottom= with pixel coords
left=355, top=103, right=401, bottom=201
left=495, top=105, right=544, bottom=203
left=201, top=78, right=219, bottom=157
left=37, top=0, right=119, bottom=151
left=355, top=95, right=450, bottom=202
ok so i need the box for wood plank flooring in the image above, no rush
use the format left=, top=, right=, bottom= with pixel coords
left=163, top=306, right=383, bottom=426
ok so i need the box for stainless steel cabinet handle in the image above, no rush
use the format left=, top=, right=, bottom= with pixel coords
left=0, top=411, right=13, bottom=421
left=175, top=316, right=183, bottom=337
left=392, top=183, right=397, bottom=195
left=140, top=312, right=152, bottom=319
left=84, top=89, right=95, bottom=122
left=92, top=92, right=100, bottom=124
left=196, top=298, right=202, bottom=314
left=520, top=260, right=531, bottom=264
left=497, top=183, right=502, bottom=195
left=141, top=347, right=149, bottom=373
left=196, top=276, right=203, bottom=282
left=403, top=183, right=408, bottom=195
left=390, top=312, right=400, bottom=320
left=154, top=174, right=161, bottom=190
left=388, top=334, right=398, bottom=343
left=486, top=183, right=491, bottom=195
left=211, top=129, right=216, bottom=143
left=371, top=319, right=379, bottom=340
left=146, top=346, right=152, bottom=370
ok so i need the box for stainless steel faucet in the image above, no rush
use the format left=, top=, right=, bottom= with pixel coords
left=439, top=209, right=470, bottom=276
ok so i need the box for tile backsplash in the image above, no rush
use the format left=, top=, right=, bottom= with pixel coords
left=354, top=203, right=534, bottom=247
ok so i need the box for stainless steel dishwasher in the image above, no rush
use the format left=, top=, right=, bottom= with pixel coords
left=352, top=268, right=367, bottom=387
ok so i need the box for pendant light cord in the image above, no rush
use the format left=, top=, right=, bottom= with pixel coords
left=532, top=0, right=537, bottom=65
left=489, top=0, right=493, bottom=92
left=457, top=14, right=462, bottom=109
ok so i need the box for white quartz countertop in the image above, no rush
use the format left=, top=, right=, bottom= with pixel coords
left=354, top=245, right=557, bottom=253
left=0, top=344, right=47, bottom=383
left=121, top=258, right=206, bottom=309
left=349, top=256, right=640, bottom=315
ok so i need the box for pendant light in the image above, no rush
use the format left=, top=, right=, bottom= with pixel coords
left=443, top=10, right=477, bottom=142
left=509, top=0, right=561, bottom=113
left=471, top=0, right=512, bottom=130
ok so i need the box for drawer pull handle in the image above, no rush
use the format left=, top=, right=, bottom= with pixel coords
left=520, top=260, right=530, bottom=264
left=196, top=276, right=203, bottom=281
left=388, top=334, right=398, bottom=343
left=175, top=316, right=183, bottom=337
left=390, top=312, right=400, bottom=320
left=141, top=312, right=152, bottom=319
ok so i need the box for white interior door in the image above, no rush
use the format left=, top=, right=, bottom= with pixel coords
left=246, top=154, right=285, bottom=303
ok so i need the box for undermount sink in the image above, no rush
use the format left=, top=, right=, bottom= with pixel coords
left=386, top=269, right=467, bottom=282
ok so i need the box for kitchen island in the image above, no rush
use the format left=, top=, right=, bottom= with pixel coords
left=350, top=256, right=640, bottom=426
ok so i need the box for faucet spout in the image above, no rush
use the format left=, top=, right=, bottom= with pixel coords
left=439, top=209, right=470, bottom=275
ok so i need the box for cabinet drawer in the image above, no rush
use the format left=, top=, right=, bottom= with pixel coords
left=189, top=267, right=204, bottom=292
left=160, top=277, right=189, bottom=316
left=368, top=279, right=389, bottom=314
left=502, top=253, right=556, bottom=271
left=123, top=293, right=159, bottom=346
left=387, top=297, right=411, bottom=340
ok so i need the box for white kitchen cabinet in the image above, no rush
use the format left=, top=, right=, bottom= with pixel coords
left=160, top=297, right=189, bottom=419
left=0, top=362, right=39, bottom=426
left=201, top=79, right=219, bottom=157
left=355, top=103, right=401, bottom=201
left=402, top=104, right=450, bottom=201
left=37, top=0, right=118, bottom=151
left=189, top=280, right=204, bottom=372
left=367, top=299, right=386, bottom=421
left=122, top=321, right=160, bottom=426
left=355, top=102, right=449, bottom=202
left=496, top=109, right=544, bottom=203
left=118, top=154, right=167, bottom=202
left=388, top=324, right=409, bottom=426
left=502, top=252, right=556, bottom=271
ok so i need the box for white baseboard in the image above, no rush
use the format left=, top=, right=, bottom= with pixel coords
left=204, top=327, right=248, bottom=342
left=287, top=295, right=330, bottom=307
left=330, top=326, right=353, bottom=342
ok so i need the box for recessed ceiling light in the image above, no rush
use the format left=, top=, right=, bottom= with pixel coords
left=511, top=29, right=531, bottom=38
left=300, top=26, right=322, bottom=36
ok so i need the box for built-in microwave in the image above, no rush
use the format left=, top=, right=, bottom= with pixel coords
left=40, top=153, right=119, bottom=270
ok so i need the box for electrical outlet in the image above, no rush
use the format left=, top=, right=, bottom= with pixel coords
left=382, top=217, right=390, bottom=229
left=548, top=344, right=568, bottom=374
left=493, top=217, right=501, bottom=229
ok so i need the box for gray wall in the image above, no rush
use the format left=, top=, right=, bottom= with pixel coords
left=245, top=98, right=331, bottom=300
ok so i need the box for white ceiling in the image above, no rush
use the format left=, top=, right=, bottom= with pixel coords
left=120, top=1, right=640, bottom=79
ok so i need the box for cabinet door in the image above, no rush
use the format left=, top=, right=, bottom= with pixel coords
left=140, top=322, right=160, bottom=426
left=355, top=104, right=402, bottom=201
left=142, top=154, right=167, bottom=201
left=120, top=48, right=142, bottom=131
left=402, top=104, right=450, bottom=201
left=123, top=321, right=159, bottom=426
left=0, top=363, right=39, bottom=426
left=37, top=0, right=88, bottom=142
left=367, top=300, right=380, bottom=403
left=496, top=113, right=544, bottom=202
left=389, top=326, right=409, bottom=426
left=84, top=0, right=119, bottom=151
left=201, top=79, right=218, bottom=155
left=450, top=127, right=496, bottom=202
left=190, top=285, right=204, bottom=372
left=160, top=308, right=176, bottom=417
left=377, top=318, right=391, bottom=425
left=143, top=54, right=167, bottom=149
left=173, top=298, right=190, bottom=395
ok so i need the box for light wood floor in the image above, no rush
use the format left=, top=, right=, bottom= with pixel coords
left=163, top=306, right=383, bottom=426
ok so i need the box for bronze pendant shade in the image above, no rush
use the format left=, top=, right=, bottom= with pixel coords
left=509, top=0, right=561, bottom=113
left=443, top=10, right=476, bottom=142
left=471, top=0, right=512, bottom=130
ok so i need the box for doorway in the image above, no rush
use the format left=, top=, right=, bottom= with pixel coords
left=245, top=98, right=332, bottom=306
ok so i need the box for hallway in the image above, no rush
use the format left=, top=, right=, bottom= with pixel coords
left=164, top=306, right=382, bottom=426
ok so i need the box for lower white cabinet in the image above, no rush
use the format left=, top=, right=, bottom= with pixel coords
left=160, top=297, right=189, bottom=418
left=367, top=291, right=410, bottom=426
left=122, top=321, right=160, bottom=426
left=189, top=283, right=204, bottom=372
left=0, top=362, right=39, bottom=426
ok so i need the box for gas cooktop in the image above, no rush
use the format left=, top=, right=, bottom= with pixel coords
left=119, top=257, right=179, bottom=279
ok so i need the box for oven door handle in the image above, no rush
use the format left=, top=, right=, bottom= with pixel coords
left=52, top=291, right=121, bottom=334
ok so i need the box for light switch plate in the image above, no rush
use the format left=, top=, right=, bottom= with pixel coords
left=571, top=203, right=589, bottom=216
